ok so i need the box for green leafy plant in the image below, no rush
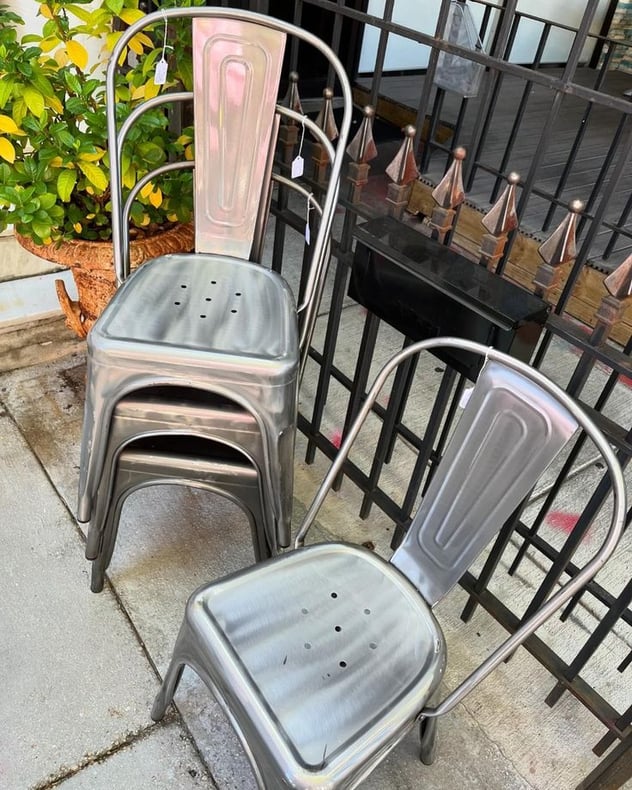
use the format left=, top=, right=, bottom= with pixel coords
left=0, top=0, right=196, bottom=246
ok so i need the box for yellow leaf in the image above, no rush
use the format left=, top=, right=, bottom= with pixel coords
left=128, top=36, right=143, bottom=56
left=49, top=156, right=63, bottom=168
left=184, top=144, right=194, bottom=161
left=79, top=160, right=108, bottom=191
left=86, top=213, right=96, bottom=220
left=45, top=95, right=64, bottom=114
left=78, top=149, right=105, bottom=162
left=144, top=80, right=161, bottom=101
left=140, top=181, right=153, bottom=199
left=106, top=31, right=122, bottom=52
left=39, top=4, right=53, bottom=20
left=149, top=187, right=162, bottom=208
left=140, top=213, right=151, bottom=227
left=54, top=49, right=69, bottom=67
left=0, top=137, right=15, bottom=163
left=66, top=40, right=89, bottom=70
left=23, top=86, right=45, bottom=117
left=39, top=36, right=61, bottom=53
left=131, top=84, right=145, bottom=101
left=0, top=115, right=21, bottom=134
left=122, top=169, right=135, bottom=189
left=73, top=222, right=82, bottom=233
left=177, top=134, right=193, bottom=145
left=131, top=32, right=153, bottom=50
left=119, top=8, right=145, bottom=25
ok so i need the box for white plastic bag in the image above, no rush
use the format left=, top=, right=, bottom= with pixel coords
left=434, top=1, right=485, bottom=98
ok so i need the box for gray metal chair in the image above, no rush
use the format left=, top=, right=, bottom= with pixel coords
left=77, top=8, right=352, bottom=553
left=88, top=436, right=270, bottom=593
left=151, top=338, right=626, bottom=789
left=84, top=388, right=275, bottom=568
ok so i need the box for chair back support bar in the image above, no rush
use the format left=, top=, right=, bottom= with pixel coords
left=192, top=19, right=285, bottom=259
left=391, top=360, right=578, bottom=605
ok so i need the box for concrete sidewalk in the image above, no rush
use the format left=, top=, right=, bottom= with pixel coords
left=0, top=309, right=630, bottom=790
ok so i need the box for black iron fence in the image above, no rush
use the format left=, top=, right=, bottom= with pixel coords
left=214, top=0, right=632, bottom=785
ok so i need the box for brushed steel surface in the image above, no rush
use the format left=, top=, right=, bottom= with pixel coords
left=93, top=6, right=353, bottom=567
left=155, top=543, right=445, bottom=787
left=84, top=392, right=277, bottom=561
left=88, top=447, right=270, bottom=593
left=100, top=255, right=296, bottom=358
left=152, top=338, right=626, bottom=788
left=78, top=252, right=299, bottom=550
left=293, top=338, right=625, bottom=724
left=193, top=19, right=285, bottom=259
left=391, top=360, right=578, bottom=605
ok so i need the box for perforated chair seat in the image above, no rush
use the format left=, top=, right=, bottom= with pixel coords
left=95, top=255, right=297, bottom=358
left=152, top=543, right=445, bottom=787
left=79, top=255, right=299, bottom=545
left=88, top=442, right=270, bottom=593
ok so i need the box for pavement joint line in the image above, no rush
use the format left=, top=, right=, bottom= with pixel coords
left=0, top=396, right=223, bottom=789
left=0, top=392, right=165, bottom=684
left=28, top=718, right=176, bottom=790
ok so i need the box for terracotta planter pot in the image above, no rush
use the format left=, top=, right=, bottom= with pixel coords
left=16, top=224, right=195, bottom=338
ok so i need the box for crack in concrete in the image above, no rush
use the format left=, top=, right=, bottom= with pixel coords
left=29, top=719, right=173, bottom=789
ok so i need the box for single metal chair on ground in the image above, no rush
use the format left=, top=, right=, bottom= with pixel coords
left=152, top=338, right=626, bottom=789
left=88, top=435, right=271, bottom=593
left=77, top=8, right=352, bottom=556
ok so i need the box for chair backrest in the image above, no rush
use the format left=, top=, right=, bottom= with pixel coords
left=295, top=336, right=626, bottom=716
left=105, top=8, right=352, bottom=359
left=296, top=337, right=625, bottom=601
left=191, top=17, right=284, bottom=260
left=389, top=359, right=578, bottom=605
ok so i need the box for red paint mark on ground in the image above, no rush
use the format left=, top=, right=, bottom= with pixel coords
left=619, top=375, right=632, bottom=389
left=546, top=511, right=579, bottom=533
left=330, top=430, right=342, bottom=449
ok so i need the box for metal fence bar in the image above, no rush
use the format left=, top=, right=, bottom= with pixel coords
left=237, top=0, right=632, bottom=779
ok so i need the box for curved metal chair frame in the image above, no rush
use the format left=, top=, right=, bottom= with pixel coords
left=77, top=9, right=353, bottom=554
left=152, top=338, right=627, bottom=789
left=89, top=441, right=270, bottom=593
left=84, top=391, right=275, bottom=564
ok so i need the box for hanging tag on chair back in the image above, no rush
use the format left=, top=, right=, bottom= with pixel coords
left=434, top=1, right=485, bottom=98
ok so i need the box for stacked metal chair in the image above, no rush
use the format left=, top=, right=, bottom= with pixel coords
left=151, top=337, right=626, bottom=788
left=77, top=8, right=352, bottom=591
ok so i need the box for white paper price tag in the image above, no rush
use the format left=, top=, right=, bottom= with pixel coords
left=291, top=155, right=304, bottom=179
left=154, top=58, right=168, bottom=86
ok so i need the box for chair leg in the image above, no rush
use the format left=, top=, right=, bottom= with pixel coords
left=151, top=661, right=187, bottom=721
left=151, top=622, right=192, bottom=721
left=89, top=489, right=126, bottom=592
left=419, top=716, right=439, bottom=765
left=85, top=520, right=102, bottom=560
left=90, top=556, right=107, bottom=593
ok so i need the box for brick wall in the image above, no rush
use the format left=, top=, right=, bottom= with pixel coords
left=608, top=0, right=632, bottom=72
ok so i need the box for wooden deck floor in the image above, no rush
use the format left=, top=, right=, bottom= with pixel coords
left=356, top=67, right=632, bottom=267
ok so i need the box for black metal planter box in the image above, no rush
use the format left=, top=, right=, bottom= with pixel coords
left=350, top=216, right=549, bottom=378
